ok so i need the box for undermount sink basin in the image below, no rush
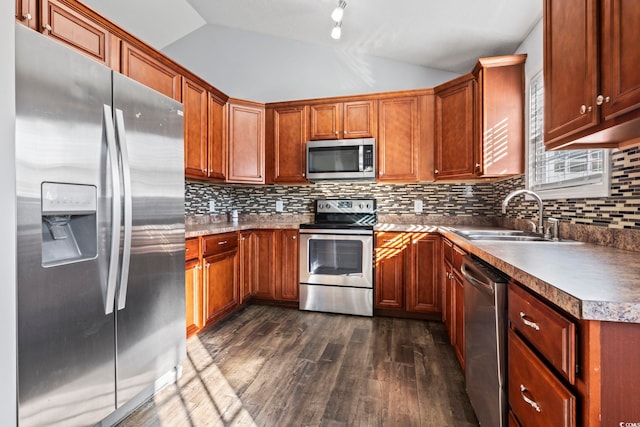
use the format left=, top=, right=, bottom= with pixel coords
left=448, top=228, right=582, bottom=244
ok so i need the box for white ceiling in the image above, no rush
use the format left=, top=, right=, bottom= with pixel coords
left=81, top=0, right=542, bottom=74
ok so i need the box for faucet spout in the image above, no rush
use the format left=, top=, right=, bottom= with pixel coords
left=501, top=189, right=544, bottom=235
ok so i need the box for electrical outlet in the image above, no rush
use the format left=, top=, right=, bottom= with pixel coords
left=208, top=200, right=215, bottom=213
left=275, top=200, right=284, bottom=213
left=414, top=199, right=424, bottom=214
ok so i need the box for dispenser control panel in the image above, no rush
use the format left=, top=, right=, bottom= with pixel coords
left=42, top=182, right=97, bottom=215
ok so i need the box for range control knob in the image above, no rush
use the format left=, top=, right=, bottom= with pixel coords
left=359, top=203, right=364, bottom=209
left=366, top=203, right=371, bottom=209
left=318, top=203, right=324, bottom=209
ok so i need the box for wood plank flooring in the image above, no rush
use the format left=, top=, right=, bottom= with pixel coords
left=118, top=305, right=478, bottom=427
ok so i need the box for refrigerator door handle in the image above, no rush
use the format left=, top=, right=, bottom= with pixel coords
left=103, top=104, right=121, bottom=315
left=114, top=108, right=133, bottom=311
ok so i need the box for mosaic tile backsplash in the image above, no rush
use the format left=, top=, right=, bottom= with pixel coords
left=186, top=146, right=640, bottom=230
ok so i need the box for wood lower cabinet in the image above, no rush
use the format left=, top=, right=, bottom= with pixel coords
left=277, top=230, right=299, bottom=301
left=183, top=77, right=208, bottom=179
left=40, top=0, right=119, bottom=69
left=121, top=41, right=181, bottom=102
left=452, top=271, right=465, bottom=369
left=185, top=238, right=202, bottom=338
left=309, top=100, right=376, bottom=140
left=435, top=75, right=476, bottom=179
left=238, top=231, right=253, bottom=304
left=252, top=230, right=277, bottom=300
left=252, top=229, right=299, bottom=303
left=375, top=232, right=441, bottom=316
left=544, top=0, right=640, bottom=149
left=377, top=96, right=420, bottom=182
left=202, top=233, right=238, bottom=327
left=268, top=105, right=309, bottom=184
left=228, top=100, right=265, bottom=184
left=441, top=238, right=466, bottom=369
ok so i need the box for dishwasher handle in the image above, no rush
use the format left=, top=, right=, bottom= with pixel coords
left=461, top=259, right=495, bottom=296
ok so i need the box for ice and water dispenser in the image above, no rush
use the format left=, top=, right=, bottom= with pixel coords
left=41, top=182, right=98, bottom=267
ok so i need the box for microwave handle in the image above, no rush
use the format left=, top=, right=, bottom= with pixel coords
left=359, top=145, right=364, bottom=172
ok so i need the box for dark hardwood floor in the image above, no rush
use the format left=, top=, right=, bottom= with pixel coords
left=118, top=305, right=478, bottom=426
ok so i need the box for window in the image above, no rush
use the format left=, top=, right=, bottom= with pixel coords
left=527, top=71, right=610, bottom=199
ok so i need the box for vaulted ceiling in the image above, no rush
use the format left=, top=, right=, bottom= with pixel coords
left=81, top=0, right=542, bottom=73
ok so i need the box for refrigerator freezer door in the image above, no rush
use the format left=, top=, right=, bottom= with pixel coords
left=15, top=25, right=117, bottom=426
left=111, top=72, right=186, bottom=408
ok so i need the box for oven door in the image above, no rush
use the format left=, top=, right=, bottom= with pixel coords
left=299, top=229, right=373, bottom=288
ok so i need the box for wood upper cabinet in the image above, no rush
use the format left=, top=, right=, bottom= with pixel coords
left=252, top=230, right=277, bottom=300
left=473, top=55, right=526, bottom=177
left=228, top=100, right=265, bottom=184
left=16, top=0, right=38, bottom=29
left=544, top=0, right=640, bottom=149
left=183, top=78, right=208, bottom=179
left=268, top=106, right=309, bottom=184
left=377, top=96, right=420, bottom=182
left=277, top=230, right=299, bottom=302
left=435, top=75, right=476, bottom=179
left=121, top=41, right=182, bottom=102
left=40, top=0, right=119, bottom=70
left=405, top=234, right=440, bottom=314
left=309, top=100, right=376, bottom=140
left=208, top=94, right=227, bottom=181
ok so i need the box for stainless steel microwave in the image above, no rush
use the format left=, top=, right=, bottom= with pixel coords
left=306, top=138, right=376, bottom=181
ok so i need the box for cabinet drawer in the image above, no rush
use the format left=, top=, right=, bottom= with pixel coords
left=185, top=238, right=200, bottom=261
left=508, top=283, right=576, bottom=384
left=375, top=232, right=406, bottom=249
left=508, top=329, right=576, bottom=427
left=452, top=245, right=466, bottom=271
left=202, top=233, right=238, bottom=257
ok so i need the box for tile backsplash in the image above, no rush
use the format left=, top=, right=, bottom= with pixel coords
left=186, top=145, right=640, bottom=231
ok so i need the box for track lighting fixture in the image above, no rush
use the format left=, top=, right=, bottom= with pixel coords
left=331, top=0, right=347, bottom=22
left=331, top=21, right=342, bottom=40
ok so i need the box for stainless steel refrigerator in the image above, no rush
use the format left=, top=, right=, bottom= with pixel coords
left=15, top=25, right=186, bottom=426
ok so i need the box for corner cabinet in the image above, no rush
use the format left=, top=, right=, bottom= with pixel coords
left=309, top=100, right=376, bottom=140
left=267, top=105, right=309, bottom=184
left=227, top=100, right=265, bottom=184
left=374, top=232, right=441, bottom=317
left=544, top=0, right=640, bottom=149
left=435, top=75, right=476, bottom=179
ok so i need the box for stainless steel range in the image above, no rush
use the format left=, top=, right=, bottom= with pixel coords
left=299, top=199, right=376, bottom=316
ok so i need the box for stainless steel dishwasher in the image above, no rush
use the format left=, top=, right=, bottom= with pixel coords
left=461, top=255, right=509, bottom=427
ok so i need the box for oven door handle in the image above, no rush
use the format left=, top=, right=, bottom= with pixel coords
left=299, top=228, right=373, bottom=236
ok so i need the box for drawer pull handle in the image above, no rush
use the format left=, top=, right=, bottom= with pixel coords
left=217, top=240, right=228, bottom=245
left=520, top=385, right=541, bottom=413
left=519, top=312, right=540, bottom=331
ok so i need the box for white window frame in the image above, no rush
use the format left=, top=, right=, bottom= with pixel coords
left=526, top=69, right=611, bottom=200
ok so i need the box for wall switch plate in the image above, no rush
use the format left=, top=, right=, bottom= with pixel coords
left=414, top=199, right=424, bottom=214
left=275, top=200, right=284, bottom=212
left=208, top=200, right=215, bottom=213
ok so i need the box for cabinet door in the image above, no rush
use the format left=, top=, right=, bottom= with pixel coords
left=343, top=100, right=376, bottom=139
left=543, top=0, right=599, bottom=145
left=185, top=258, right=203, bottom=337
left=378, top=96, right=420, bottom=182
left=453, top=272, right=465, bottom=370
left=272, top=106, right=308, bottom=183
left=203, top=251, right=238, bottom=325
left=277, top=230, right=299, bottom=302
left=600, top=0, right=640, bottom=121
left=228, top=102, right=265, bottom=183
left=310, top=103, right=341, bottom=140
left=252, top=230, right=277, bottom=300
left=121, top=41, right=182, bottom=102
left=208, top=94, right=227, bottom=181
left=16, top=0, right=37, bottom=29
left=375, top=232, right=405, bottom=310
left=41, top=0, right=116, bottom=68
left=183, top=78, right=208, bottom=179
left=435, top=78, right=475, bottom=179
left=442, top=262, right=454, bottom=342
left=239, top=231, right=253, bottom=304
left=406, top=234, right=440, bottom=314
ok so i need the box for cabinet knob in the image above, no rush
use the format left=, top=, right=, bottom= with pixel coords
left=434, top=169, right=439, bottom=174
left=292, top=236, right=296, bottom=240
left=205, top=263, right=211, bottom=268
left=579, top=105, right=592, bottom=114
left=343, top=130, right=347, bottom=134
left=302, top=173, right=305, bottom=177
left=334, top=131, right=338, bottom=135
left=22, top=13, right=32, bottom=20
left=43, top=24, right=52, bottom=32
left=475, top=163, right=480, bottom=169
left=196, top=264, right=202, bottom=270
left=596, top=95, right=611, bottom=105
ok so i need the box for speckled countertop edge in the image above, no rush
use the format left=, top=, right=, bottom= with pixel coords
left=185, top=220, right=640, bottom=323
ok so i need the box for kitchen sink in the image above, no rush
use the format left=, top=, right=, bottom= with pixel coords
left=447, top=228, right=582, bottom=244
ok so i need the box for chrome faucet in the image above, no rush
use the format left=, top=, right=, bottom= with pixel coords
left=501, top=189, right=544, bottom=236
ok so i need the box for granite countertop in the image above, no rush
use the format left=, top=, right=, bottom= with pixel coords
left=185, top=218, right=640, bottom=323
